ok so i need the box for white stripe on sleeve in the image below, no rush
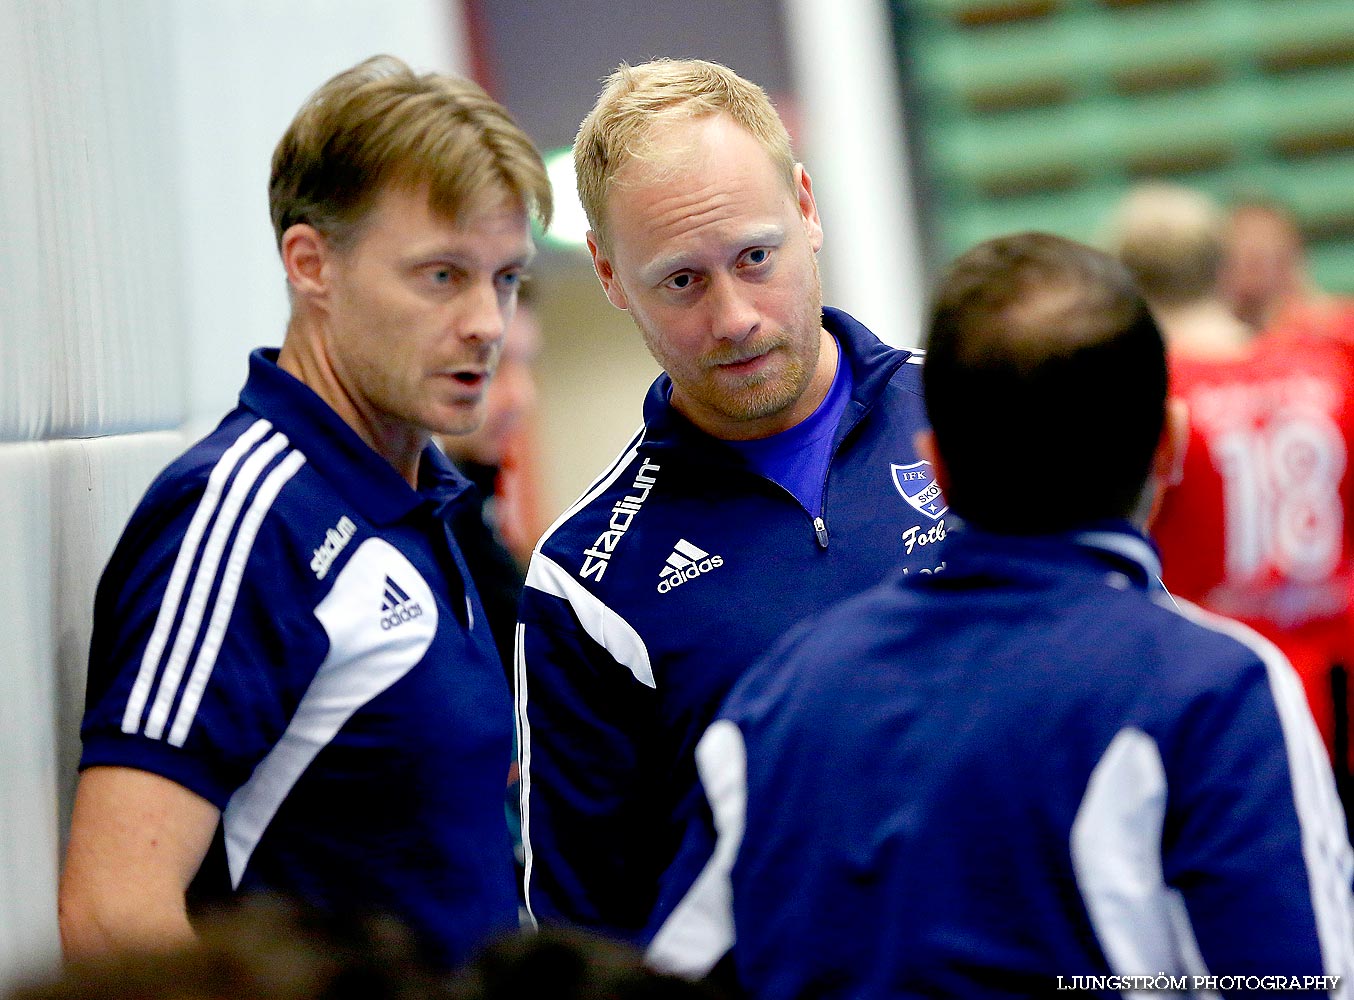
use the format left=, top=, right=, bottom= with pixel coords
left=1070, top=727, right=1214, bottom=998
left=646, top=719, right=747, bottom=977
left=168, top=449, right=306, bottom=747
left=122, top=419, right=273, bottom=734
left=524, top=554, right=654, bottom=688
left=514, top=620, right=538, bottom=927
left=1169, top=602, right=1354, bottom=986
left=143, top=430, right=290, bottom=740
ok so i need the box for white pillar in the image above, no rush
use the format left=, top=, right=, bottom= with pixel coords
left=781, top=0, right=927, bottom=348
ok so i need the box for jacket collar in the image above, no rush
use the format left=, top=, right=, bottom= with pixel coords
left=940, top=519, right=1164, bottom=591
left=237, top=348, right=473, bottom=525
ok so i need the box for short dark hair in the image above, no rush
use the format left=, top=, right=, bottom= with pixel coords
left=923, top=232, right=1167, bottom=534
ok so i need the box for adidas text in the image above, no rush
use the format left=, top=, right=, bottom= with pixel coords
left=379, top=575, right=423, bottom=630
left=658, top=554, right=724, bottom=594
left=657, top=539, right=725, bottom=594
left=311, top=515, right=357, bottom=580
left=581, top=457, right=660, bottom=582
left=381, top=602, right=424, bottom=630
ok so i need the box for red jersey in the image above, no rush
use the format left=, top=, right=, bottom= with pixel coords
left=1154, top=327, right=1354, bottom=760
left=1269, top=296, right=1354, bottom=348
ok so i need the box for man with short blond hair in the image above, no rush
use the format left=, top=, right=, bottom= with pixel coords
left=61, top=55, right=550, bottom=968
left=572, top=58, right=797, bottom=255
left=514, top=58, right=947, bottom=943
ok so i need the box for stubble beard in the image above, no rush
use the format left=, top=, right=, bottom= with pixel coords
left=709, top=346, right=809, bottom=422
left=646, top=257, right=825, bottom=426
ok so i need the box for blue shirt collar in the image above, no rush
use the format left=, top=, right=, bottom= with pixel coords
left=237, top=348, right=472, bottom=525
left=1069, top=526, right=1163, bottom=582
left=943, top=518, right=1164, bottom=591
left=721, top=338, right=853, bottom=516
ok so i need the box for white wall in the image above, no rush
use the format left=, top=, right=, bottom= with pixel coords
left=0, top=0, right=469, bottom=987
left=1, top=0, right=186, bottom=981
left=171, top=0, right=469, bottom=428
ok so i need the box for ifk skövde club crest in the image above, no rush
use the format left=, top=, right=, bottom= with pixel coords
left=891, top=461, right=948, bottom=521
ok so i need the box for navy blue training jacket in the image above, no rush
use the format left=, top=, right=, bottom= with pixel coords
left=652, top=524, right=1354, bottom=997
left=515, top=308, right=951, bottom=940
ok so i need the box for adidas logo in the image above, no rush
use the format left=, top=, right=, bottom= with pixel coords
left=379, top=575, right=424, bottom=630
left=657, top=539, right=725, bottom=595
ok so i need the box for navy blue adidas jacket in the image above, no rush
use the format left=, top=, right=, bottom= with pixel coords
left=515, top=308, right=951, bottom=940
left=649, top=524, right=1354, bottom=997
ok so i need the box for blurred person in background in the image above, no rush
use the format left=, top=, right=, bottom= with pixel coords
left=438, top=292, right=545, bottom=875
left=656, top=232, right=1354, bottom=996
left=1112, top=183, right=1354, bottom=812
left=58, top=55, right=551, bottom=968
left=515, top=57, right=948, bottom=947
left=439, top=289, right=545, bottom=672
left=1221, top=196, right=1354, bottom=339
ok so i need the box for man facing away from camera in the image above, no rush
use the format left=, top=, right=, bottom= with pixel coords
left=651, top=233, right=1354, bottom=997
left=514, top=58, right=949, bottom=943
left=59, top=55, right=551, bottom=969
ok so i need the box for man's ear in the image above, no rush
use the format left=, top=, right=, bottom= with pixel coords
left=1143, top=398, right=1189, bottom=529
left=587, top=231, right=630, bottom=311
left=1154, top=398, right=1189, bottom=490
left=794, top=164, right=824, bottom=254
left=915, top=429, right=950, bottom=495
left=281, top=223, right=331, bottom=300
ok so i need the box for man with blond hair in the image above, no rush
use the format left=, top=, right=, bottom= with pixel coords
left=514, top=58, right=946, bottom=943
left=60, top=55, right=551, bottom=968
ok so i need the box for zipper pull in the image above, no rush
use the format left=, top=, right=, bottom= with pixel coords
left=813, top=516, right=829, bottom=549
